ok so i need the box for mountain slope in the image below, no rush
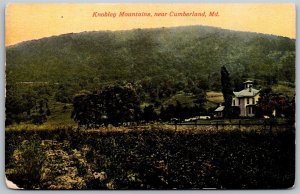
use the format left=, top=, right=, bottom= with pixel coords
left=6, top=25, right=295, bottom=90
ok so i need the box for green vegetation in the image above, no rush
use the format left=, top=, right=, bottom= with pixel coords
left=5, top=25, right=295, bottom=128
left=272, top=83, right=295, bottom=98
left=6, top=134, right=45, bottom=189
left=6, top=128, right=295, bottom=189
left=162, top=91, right=196, bottom=107
left=221, top=66, right=233, bottom=118
left=6, top=26, right=295, bottom=87
left=71, top=84, right=141, bottom=128
left=5, top=25, right=296, bottom=190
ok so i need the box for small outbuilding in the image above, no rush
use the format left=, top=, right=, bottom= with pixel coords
left=214, top=105, right=225, bottom=118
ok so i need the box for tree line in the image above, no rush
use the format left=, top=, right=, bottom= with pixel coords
left=70, top=84, right=208, bottom=128
left=6, top=66, right=295, bottom=127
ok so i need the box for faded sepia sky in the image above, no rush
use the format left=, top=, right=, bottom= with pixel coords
left=6, top=3, right=295, bottom=46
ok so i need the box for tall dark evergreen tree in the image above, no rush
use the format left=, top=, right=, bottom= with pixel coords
left=221, top=66, right=233, bottom=118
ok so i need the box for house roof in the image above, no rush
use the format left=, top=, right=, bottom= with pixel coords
left=243, top=80, right=253, bottom=84
left=215, top=106, right=225, bottom=112
left=233, top=88, right=260, bottom=98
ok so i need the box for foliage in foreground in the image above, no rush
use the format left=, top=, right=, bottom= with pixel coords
left=6, top=128, right=295, bottom=189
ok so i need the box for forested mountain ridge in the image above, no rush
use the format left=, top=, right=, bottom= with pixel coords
left=5, top=25, right=295, bottom=127
left=6, top=25, right=295, bottom=90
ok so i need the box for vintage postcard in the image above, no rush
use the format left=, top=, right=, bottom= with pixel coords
left=5, top=4, right=295, bottom=190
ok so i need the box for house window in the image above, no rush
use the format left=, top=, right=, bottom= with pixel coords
left=252, top=98, right=255, bottom=104
left=247, top=98, right=249, bottom=104
left=233, top=99, right=235, bottom=106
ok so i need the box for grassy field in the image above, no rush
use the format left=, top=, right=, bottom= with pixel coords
left=5, top=99, right=77, bottom=131
left=162, top=91, right=196, bottom=107
left=157, top=90, right=223, bottom=110
left=206, top=91, right=224, bottom=104
left=5, top=83, right=294, bottom=132
left=272, top=84, right=295, bottom=98
left=5, top=127, right=295, bottom=189
left=205, top=91, right=223, bottom=109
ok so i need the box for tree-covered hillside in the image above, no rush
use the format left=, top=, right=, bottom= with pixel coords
left=7, top=25, right=295, bottom=89
left=5, top=25, right=295, bottom=127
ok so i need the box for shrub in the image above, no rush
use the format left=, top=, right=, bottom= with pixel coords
left=11, top=134, right=45, bottom=188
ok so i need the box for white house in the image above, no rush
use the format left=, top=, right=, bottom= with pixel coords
left=232, top=80, right=260, bottom=117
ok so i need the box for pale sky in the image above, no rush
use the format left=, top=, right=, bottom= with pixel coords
left=6, top=3, right=296, bottom=46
